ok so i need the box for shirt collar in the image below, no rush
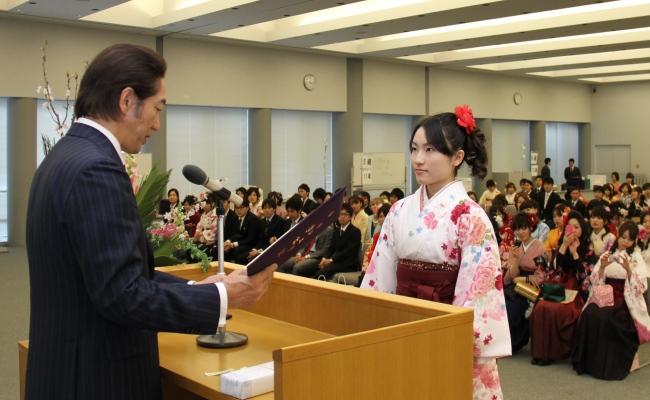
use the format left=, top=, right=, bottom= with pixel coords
left=76, top=117, right=125, bottom=164
left=340, top=222, right=350, bottom=231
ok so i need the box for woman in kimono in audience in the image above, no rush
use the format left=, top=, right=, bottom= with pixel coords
left=572, top=221, right=650, bottom=380
left=590, top=206, right=616, bottom=256
left=194, top=192, right=217, bottom=246
left=489, top=205, right=514, bottom=270
left=544, top=204, right=567, bottom=259
left=361, top=106, right=511, bottom=400
left=247, top=187, right=263, bottom=218
left=618, top=183, right=633, bottom=209
left=638, top=211, right=650, bottom=263
left=503, top=212, right=549, bottom=354
left=529, top=210, right=597, bottom=366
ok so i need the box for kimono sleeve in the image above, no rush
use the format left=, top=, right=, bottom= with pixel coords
left=453, top=203, right=511, bottom=363
left=360, top=203, right=400, bottom=293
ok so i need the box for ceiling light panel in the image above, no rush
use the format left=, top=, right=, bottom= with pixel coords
left=4, top=0, right=126, bottom=19
left=468, top=48, right=650, bottom=72
left=580, top=73, right=650, bottom=82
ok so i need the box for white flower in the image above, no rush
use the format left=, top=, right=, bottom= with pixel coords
left=41, top=102, right=48, bottom=109
left=164, top=212, right=172, bottom=221
left=65, top=89, right=71, bottom=97
left=36, top=86, right=42, bottom=93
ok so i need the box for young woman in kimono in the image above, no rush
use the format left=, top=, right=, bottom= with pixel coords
left=571, top=220, right=650, bottom=380
left=361, top=105, right=511, bottom=400
left=590, top=206, right=616, bottom=256
left=503, top=212, right=549, bottom=354
left=529, top=210, right=597, bottom=366
left=489, top=205, right=514, bottom=271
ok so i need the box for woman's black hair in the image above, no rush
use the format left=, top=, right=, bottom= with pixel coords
left=559, top=210, right=591, bottom=258
left=638, top=210, right=650, bottom=250
left=204, top=192, right=216, bottom=205
left=378, top=204, right=391, bottom=218
left=626, top=172, right=635, bottom=183
left=267, top=191, right=283, bottom=206
left=167, top=188, right=179, bottom=200
left=182, top=195, right=196, bottom=205
left=611, top=171, right=619, bottom=181
left=590, top=206, right=611, bottom=231
left=247, top=186, right=261, bottom=198
left=410, top=111, right=488, bottom=179
left=513, top=212, right=536, bottom=233
left=619, top=182, right=632, bottom=195
left=614, top=220, right=638, bottom=256
left=236, top=187, right=247, bottom=197
left=552, top=203, right=566, bottom=217
left=488, top=213, right=502, bottom=246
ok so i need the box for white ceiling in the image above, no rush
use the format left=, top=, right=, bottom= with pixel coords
left=3, top=0, right=650, bottom=84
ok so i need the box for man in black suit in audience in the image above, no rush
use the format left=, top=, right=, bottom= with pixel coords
left=298, top=183, right=316, bottom=214
left=541, top=158, right=551, bottom=180
left=313, top=203, right=361, bottom=280
left=568, top=187, right=588, bottom=219
left=224, top=198, right=261, bottom=263
left=564, top=158, right=582, bottom=182
left=540, top=176, right=562, bottom=227
left=237, top=198, right=285, bottom=264
left=313, top=187, right=327, bottom=206
left=531, top=176, right=544, bottom=201
left=358, top=190, right=372, bottom=216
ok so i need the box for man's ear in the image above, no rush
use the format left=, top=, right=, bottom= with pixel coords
left=119, top=87, right=136, bottom=115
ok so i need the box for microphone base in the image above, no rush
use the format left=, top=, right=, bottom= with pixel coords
left=197, top=331, right=248, bottom=348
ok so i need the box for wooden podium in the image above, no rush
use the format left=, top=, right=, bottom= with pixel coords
left=20, top=263, right=473, bottom=399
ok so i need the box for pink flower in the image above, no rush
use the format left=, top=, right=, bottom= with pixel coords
left=423, top=211, right=438, bottom=229
left=469, top=263, right=496, bottom=299
left=451, top=202, right=471, bottom=224
left=459, top=214, right=487, bottom=246
left=454, top=104, right=476, bottom=134
left=494, top=274, right=503, bottom=291
left=639, top=228, right=647, bottom=241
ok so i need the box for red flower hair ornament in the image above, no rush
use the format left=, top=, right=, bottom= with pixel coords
left=454, top=104, right=477, bottom=135
left=527, top=213, right=539, bottom=230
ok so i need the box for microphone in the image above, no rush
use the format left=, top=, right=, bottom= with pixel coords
left=182, top=165, right=243, bottom=206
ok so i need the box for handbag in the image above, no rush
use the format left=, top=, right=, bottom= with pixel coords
left=541, top=282, right=566, bottom=302
left=593, top=284, right=614, bottom=307
left=514, top=280, right=540, bottom=302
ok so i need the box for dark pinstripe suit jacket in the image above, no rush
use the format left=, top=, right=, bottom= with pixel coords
left=25, top=123, right=222, bottom=400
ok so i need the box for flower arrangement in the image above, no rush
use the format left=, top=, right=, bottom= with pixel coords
left=124, top=154, right=141, bottom=195
left=126, top=162, right=213, bottom=272
left=37, top=41, right=85, bottom=156
left=148, top=203, right=212, bottom=272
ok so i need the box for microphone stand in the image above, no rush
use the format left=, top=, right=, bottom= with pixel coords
left=196, top=198, right=248, bottom=348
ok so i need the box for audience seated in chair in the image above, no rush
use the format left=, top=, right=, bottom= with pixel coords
left=223, top=198, right=261, bottom=263
left=357, top=204, right=391, bottom=286
left=247, top=186, right=263, bottom=219
left=349, top=195, right=368, bottom=245
left=479, top=179, right=500, bottom=206
left=571, top=221, right=650, bottom=380
left=298, top=183, right=316, bottom=215
left=236, top=198, right=286, bottom=265
left=267, top=191, right=287, bottom=220
left=181, top=195, right=201, bottom=239
left=313, top=203, right=361, bottom=280
left=589, top=206, right=617, bottom=257
left=530, top=211, right=597, bottom=367
left=540, top=177, right=561, bottom=228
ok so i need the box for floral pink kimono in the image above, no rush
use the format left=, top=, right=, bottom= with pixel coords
left=361, top=181, right=511, bottom=400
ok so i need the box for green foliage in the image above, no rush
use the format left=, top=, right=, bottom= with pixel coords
left=135, top=162, right=172, bottom=229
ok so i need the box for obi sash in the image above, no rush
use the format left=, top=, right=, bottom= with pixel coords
left=396, top=258, right=460, bottom=305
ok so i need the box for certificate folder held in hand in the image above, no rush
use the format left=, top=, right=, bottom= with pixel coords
left=246, top=188, right=345, bottom=276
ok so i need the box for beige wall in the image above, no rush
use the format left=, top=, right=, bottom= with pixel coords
left=363, top=60, right=426, bottom=115
left=0, top=17, right=154, bottom=99
left=163, top=37, right=347, bottom=111
left=591, top=82, right=650, bottom=177
left=428, top=68, right=592, bottom=123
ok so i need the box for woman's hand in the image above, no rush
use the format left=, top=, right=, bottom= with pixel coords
left=618, top=253, right=632, bottom=277
left=511, top=245, right=522, bottom=261
left=568, top=236, right=580, bottom=256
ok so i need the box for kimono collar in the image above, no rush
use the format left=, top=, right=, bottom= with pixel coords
left=419, top=180, right=469, bottom=215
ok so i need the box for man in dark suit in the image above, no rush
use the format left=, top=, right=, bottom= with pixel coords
left=540, top=176, right=562, bottom=228
left=237, top=198, right=286, bottom=264
left=298, top=183, right=316, bottom=214
left=225, top=198, right=261, bottom=263
left=564, top=158, right=582, bottom=182
left=313, top=203, right=362, bottom=280
left=568, top=187, right=588, bottom=219
left=540, top=158, right=551, bottom=180
left=25, top=44, right=275, bottom=400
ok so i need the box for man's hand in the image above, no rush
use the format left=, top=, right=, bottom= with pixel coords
left=318, top=258, right=332, bottom=269
left=195, top=274, right=226, bottom=285
left=294, top=254, right=306, bottom=264
left=222, top=264, right=277, bottom=309
left=248, top=250, right=260, bottom=260
left=224, top=241, right=232, bottom=252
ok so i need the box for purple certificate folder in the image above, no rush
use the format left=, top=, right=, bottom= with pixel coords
left=246, top=188, right=345, bottom=276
